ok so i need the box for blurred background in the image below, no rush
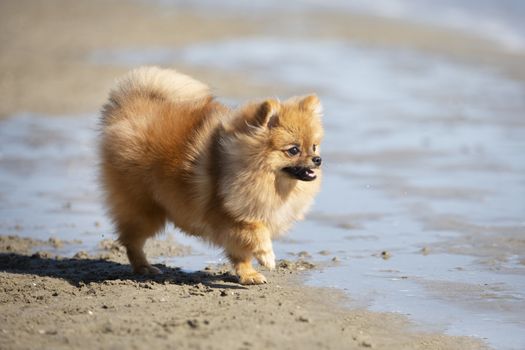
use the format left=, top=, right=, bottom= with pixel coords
left=1, top=1, right=524, bottom=349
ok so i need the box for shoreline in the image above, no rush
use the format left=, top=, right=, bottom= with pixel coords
left=0, top=235, right=486, bottom=349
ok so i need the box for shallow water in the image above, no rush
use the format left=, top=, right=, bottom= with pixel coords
left=154, top=0, right=525, bottom=51
left=3, top=38, right=525, bottom=349
left=330, top=0, right=525, bottom=52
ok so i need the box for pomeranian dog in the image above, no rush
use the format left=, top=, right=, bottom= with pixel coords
left=99, top=66, right=323, bottom=284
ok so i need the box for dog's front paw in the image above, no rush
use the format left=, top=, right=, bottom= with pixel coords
left=239, top=271, right=267, bottom=285
left=254, top=249, right=276, bottom=270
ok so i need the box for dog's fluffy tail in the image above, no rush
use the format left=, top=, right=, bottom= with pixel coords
left=101, top=66, right=210, bottom=125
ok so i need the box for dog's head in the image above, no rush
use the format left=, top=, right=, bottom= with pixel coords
left=237, top=95, right=324, bottom=182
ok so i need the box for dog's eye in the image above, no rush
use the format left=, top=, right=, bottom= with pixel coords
left=287, top=146, right=301, bottom=156
left=313, top=144, right=317, bottom=152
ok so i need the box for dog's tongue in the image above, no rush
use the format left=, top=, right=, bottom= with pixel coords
left=283, top=166, right=317, bottom=181
left=299, top=168, right=316, bottom=181
left=303, top=169, right=315, bottom=179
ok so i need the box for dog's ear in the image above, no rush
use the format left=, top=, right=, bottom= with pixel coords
left=299, top=94, right=322, bottom=116
left=254, top=99, right=280, bottom=128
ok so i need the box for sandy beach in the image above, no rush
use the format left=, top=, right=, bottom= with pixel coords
left=0, top=235, right=484, bottom=350
left=1, top=0, right=524, bottom=349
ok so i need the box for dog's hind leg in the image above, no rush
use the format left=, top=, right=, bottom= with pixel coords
left=114, top=203, right=167, bottom=275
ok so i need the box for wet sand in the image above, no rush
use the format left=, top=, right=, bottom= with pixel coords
left=0, top=235, right=485, bottom=350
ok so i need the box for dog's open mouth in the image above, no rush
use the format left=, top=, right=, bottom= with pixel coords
left=283, top=166, right=317, bottom=181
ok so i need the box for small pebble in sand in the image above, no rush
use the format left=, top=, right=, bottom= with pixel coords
left=331, top=256, right=339, bottom=262
left=297, top=316, right=310, bottom=323
left=360, top=340, right=373, bottom=348
left=420, top=247, right=430, bottom=255
left=187, top=319, right=199, bottom=329
left=279, top=260, right=292, bottom=269
left=318, top=250, right=331, bottom=256
left=380, top=251, right=391, bottom=260
left=73, top=251, right=90, bottom=259
left=48, top=237, right=63, bottom=249
left=297, top=251, right=311, bottom=258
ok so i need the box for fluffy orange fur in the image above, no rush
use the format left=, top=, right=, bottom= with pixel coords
left=99, top=66, right=323, bottom=284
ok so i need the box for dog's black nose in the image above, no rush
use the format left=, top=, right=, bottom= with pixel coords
left=312, top=156, right=322, bottom=166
